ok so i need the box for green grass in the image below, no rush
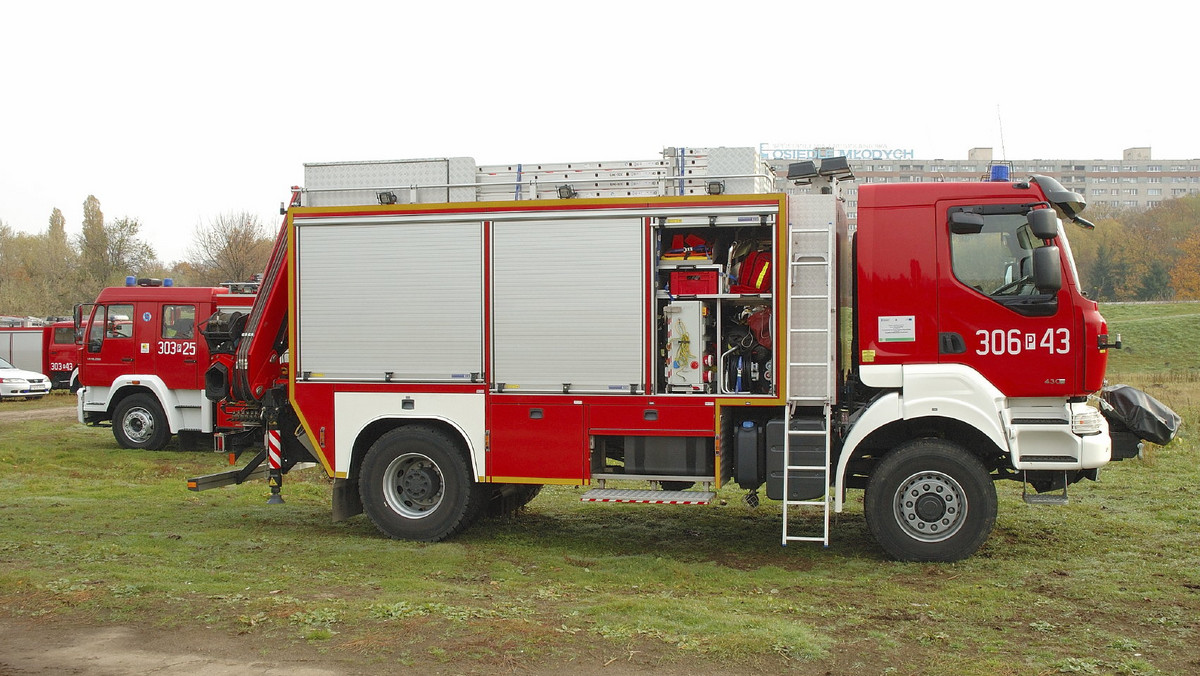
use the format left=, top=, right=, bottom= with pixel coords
left=1102, top=301, right=1200, bottom=379
left=1, top=306, right=1197, bottom=674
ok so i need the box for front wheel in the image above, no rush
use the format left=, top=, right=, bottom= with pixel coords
left=113, top=393, right=171, bottom=450
left=359, top=426, right=484, bottom=542
left=864, top=439, right=997, bottom=562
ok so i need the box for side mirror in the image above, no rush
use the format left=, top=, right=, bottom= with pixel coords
left=1028, top=209, right=1059, bottom=240
left=950, top=211, right=985, bottom=234
left=1032, top=246, right=1062, bottom=294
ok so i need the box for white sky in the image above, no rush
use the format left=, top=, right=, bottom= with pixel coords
left=1, top=0, right=1194, bottom=263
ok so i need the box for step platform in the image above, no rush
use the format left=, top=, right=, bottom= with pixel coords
left=580, top=489, right=715, bottom=505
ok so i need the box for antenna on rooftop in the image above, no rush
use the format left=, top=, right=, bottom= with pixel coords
left=996, top=104, right=1008, bottom=161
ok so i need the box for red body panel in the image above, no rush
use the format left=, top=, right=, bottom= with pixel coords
left=81, top=286, right=254, bottom=392
left=856, top=182, right=1106, bottom=398
left=45, top=322, right=79, bottom=387
left=487, top=397, right=587, bottom=481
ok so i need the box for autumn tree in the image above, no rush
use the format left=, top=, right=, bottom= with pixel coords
left=185, top=211, right=273, bottom=286
left=1173, top=229, right=1200, bottom=299
left=77, top=194, right=108, bottom=285
left=104, top=217, right=157, bottom=278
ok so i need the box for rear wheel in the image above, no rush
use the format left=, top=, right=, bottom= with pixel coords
left=864, top=439, right=997, bottom=562
left=113, top=393, right=171, bottom=450
left=359, top=426, right=484, bottom=541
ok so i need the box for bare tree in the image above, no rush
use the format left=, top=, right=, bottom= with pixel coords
left=186, top=211, right=273, bottom=286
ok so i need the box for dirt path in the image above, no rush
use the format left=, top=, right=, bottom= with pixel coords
left=0, top=619, right=360, bottom=675
left=0, top=617, right=694, bottom=676
left=0, top=405, right=74, bottom=424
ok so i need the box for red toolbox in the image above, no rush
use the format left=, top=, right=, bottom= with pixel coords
left=670, top=269, right=719, bottom=295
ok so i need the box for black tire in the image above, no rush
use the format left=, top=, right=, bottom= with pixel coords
left=112, top=393, right=171, bottom=450
left=864, top=439, right=997, bottom=562
left=359, top=426, right=485, bottom=542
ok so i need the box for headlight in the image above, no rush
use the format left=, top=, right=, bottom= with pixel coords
left=1071, top=408, right=1104, bottom=436
left=0, top=377, right=29, bottom=384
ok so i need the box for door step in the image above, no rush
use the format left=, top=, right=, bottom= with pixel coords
left=581, top=489, right=715, bottom=505
left=1022, top=492, right=1069, bottom=506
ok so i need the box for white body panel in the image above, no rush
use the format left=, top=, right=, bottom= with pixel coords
left=78, top=379, right=214, bottom=433
left=0, top=328, right=44, bottom=372
left=834, top=363, right=1106, bottom=511
left=332, top=391, right=487, bottom=477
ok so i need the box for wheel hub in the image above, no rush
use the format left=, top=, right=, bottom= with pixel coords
left=382, top=453, right=445, bottom=519
left=894, top=470, right=967, bottom=543
left=123, top=408, right=154, bottom=442
left=400, top=466, right=441, bottom=500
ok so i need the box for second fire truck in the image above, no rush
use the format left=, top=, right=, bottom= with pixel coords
left=77, top=279, right=256, bottom=450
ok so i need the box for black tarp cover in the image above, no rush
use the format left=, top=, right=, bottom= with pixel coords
left=1099, top=385, right=1182, bottom=446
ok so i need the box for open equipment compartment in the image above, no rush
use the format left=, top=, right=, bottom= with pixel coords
left=651, top=210, right=777, bottom=397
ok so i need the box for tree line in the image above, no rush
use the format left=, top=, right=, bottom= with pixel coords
left=2, top=192, right=1198, bottom=319
left=0, top=196, right=274, bottom=318
left=1069, top=194, right=1200, bottom=301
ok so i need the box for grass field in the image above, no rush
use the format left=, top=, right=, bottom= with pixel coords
left=0, top=303, right=1195, bottom=674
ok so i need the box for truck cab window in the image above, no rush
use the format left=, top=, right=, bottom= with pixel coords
left=89, top=304, right=134, bottom=351
left=950, top=210, right=1056, bottom=315
left=162, top=305, right=196, bottom=339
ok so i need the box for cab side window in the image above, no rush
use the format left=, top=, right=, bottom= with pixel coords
left=108, top=304, right=134, bottom=338
left=86, top=304, right=134, bottom=351
left=162, top=305, right=196, bottom=339
left=949, top=207, right=1057, bottom=317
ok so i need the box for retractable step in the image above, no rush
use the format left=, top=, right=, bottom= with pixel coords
left=580, top=489, right=716, bottom=505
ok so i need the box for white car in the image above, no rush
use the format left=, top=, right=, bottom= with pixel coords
left=0, top=357, right=51, bottom=400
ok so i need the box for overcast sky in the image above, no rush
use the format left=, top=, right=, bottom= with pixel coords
left=2, top=0, right=1193, bottom=263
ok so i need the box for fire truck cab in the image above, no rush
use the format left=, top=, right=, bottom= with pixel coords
left=77, top=278, right=256, bottom=449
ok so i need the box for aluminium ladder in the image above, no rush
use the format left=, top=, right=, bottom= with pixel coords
left=781, top=195, right=837, bottom=546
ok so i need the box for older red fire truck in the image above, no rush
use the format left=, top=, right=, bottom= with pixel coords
left=191, top=147, right=1142, bottom=562
left=0, top=320, right=77, bottom=390
left=77, top=279, right=256, bottom=450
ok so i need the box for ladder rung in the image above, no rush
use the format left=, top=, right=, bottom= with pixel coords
left=784, top=535, right=828, bottom=543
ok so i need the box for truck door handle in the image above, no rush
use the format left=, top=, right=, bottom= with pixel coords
left=939, top=332, right=966, bottom=355
left=643, top=409, right=658, bottom=421
left=121, top=357, right=134, bottom=362
left=529, top=408, right=543, bottom=420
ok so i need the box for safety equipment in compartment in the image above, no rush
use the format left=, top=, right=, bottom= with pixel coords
left=728, top=240, right=772, bottom=294
left=663, top=300, right=714, bottom=393
left=661, top=233, right=713, bottom=263
left=721, top=306, right=772, bottom=394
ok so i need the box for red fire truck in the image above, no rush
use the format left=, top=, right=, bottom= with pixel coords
left=191, top=148, right=1146, bottom=562
left=0, top=320, right=78, bottom=390
left=76, top=278, right=256, bottom=450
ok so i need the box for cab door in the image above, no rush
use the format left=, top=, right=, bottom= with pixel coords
left=935, top=202, right=1077, bottom=397
left=153, top=303, right=199, bottom=390
left=82, top=303, right=136, bottom=387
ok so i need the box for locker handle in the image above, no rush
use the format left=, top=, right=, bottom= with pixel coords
left=643, top=409, right=658, bottom=421
left=529, top=408, right=543, bottom=420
